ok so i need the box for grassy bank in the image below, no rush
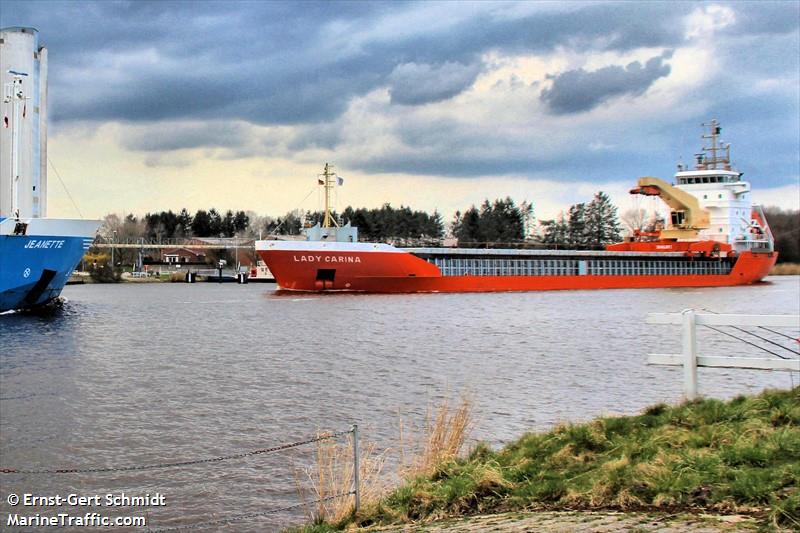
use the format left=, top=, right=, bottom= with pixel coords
left=299, top=388, right=799, bottom=531
left=771, top=263, right=800, bottom=276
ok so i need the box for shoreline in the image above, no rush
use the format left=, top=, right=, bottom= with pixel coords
left=292, top=387, right=799, bottom=532
left=770, top=263, right=800, bottom=275
left=69, top=265, right=800, bottom=285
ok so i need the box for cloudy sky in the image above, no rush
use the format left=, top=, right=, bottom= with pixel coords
left=2, top=0, right=798, bottom=223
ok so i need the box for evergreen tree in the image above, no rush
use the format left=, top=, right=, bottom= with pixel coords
left=221, top=210, right=236, bottom=237
left=144, top=211, right=179, bottom=240
left=519, top=201, right=535, bottom=239
left=491, top=197, right=524, bottom=242
left=233, top=210, right=249, bottom=234
left=540, top=212, right=569, bottom=245
left=455, top=206, right=481, bottom=242
left=208, top=208, right=223, bottom=236
left=177, top=208, right=192, bottom=237
left=451, top=210, right=463, bottom=239
left=452, top=197, right=527, bottom=244
left=266, top=210, right=303, bottom=235
left=429, top=211, right=444, bottom=239
left=192, top=209, right=212, bottom=237
left=585, top=191, right=622, bottom=247
left=567, top=202, right=588, bottom=247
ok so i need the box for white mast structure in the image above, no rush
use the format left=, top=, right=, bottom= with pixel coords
left=321, top=162, right=339, bottom=229
left=303, top=162, right=358, bottom=242
left=1, top=27, right=49, bottom=220
left=3, top=72, right=29, bottom=220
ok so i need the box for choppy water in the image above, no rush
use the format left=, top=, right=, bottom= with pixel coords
left=1, top=278, right=799, bottom=531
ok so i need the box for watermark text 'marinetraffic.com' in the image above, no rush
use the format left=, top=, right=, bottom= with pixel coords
left=7, top=513, right=147, bottom=528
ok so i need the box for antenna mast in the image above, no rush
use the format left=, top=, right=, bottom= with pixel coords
left=699, top=119, right=731, bottom=170
left=320, top=162, right=339, bottom=228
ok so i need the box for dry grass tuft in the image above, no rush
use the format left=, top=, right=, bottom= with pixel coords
left=299, top=431, right=387, bottom=524
left=399, top=392, right=475, bottom=480
left=770, top=262, right=800, bottom=275
left=473, top=463, right=512, bottom=493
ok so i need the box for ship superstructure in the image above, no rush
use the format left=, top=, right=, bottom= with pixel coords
left=673, top=119, right=771, bottom=253
left=0, top=27, right=100, bottom=312
left=255, top=121, right=777, bottom=293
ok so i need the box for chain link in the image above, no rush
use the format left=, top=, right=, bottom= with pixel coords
left=1, top=428, right=353, bottom=475
left=145, top=492, right=355, bottom=532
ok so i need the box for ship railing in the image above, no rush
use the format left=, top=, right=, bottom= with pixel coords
left=646, top=310, right=799, bottom=400
left=400, top=239, right=608, bottom=250
left=733, top=238, right=773, bottom=253
left=91, top=236, right=257, bottom=250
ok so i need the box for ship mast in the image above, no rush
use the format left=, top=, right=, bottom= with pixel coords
left=320, top=162, right=339, bottom=228
left=697, top=119, right=732, bottom=170
left=3, top=71, right=29, bottom=220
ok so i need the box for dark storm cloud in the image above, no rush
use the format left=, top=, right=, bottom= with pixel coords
left=287, top=124, right=343, bottom=151
left=348, top=144, right=653, bottom=181
left=122, top=122, right=250, bottom=152
left=3, top=1, right=796, bottom=127
left=1, top=0, right=690, bottom=127
left=2, top=0, right=394, bottom=125
left=389, top=62, right=483, bottom=105
left=1, top=1, right=797, bottom=188
left=540, top=53, right=672, bottom=115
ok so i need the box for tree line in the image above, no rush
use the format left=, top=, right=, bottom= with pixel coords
left=261, top=204, right=444, bottom=241
left=98, top=194, right=616, bottom=247
left=97, top=201, right=799, bottom=263
left=764, top=207, right=800, bottom=263
left=139, top=208, right=250, bottom=240
left=451, top=198, right=533, bottom=243
left=538, top=192, right=623, bottom=248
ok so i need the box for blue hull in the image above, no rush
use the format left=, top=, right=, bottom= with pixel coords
left=0, top=228, right=95, bottom=312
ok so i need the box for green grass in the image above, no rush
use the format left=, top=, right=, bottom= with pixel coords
left=290, top=387, right=800, bottom=531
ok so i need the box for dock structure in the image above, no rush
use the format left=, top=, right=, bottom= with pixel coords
left=91, top=237, right=259, bottom=250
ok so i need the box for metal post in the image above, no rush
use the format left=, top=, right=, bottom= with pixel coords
left=682, top=309, right=698, bottom=400
left=352, top=424, right=360, bottom=514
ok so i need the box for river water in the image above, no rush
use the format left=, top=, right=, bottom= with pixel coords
left=1, top=277, right=798, bottom=531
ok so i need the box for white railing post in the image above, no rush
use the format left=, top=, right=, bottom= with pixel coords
left=682, top=309, right=699, bottom=400
left=647, top=311, right=800, bottom=395
left=352, top=424, right=360, bottom=514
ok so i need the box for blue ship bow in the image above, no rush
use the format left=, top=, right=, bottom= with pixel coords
left=0, top=217, right=101, bottom=312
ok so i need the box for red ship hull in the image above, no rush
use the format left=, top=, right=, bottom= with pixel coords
left=256, top=242, right=777, bottom=293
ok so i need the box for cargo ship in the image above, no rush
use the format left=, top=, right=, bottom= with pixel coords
left=0, top=27, right=101, bottom=312
left=255, top=121, right=777, bottom=293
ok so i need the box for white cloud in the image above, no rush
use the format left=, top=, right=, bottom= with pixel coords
left=752, top=183, right=800, bottom=211
left=684, top=4, right=736, bottom=40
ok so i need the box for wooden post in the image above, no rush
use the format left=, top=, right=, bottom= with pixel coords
left=352, top=424, right=360, bottom=514
left=682, top=309, right=698, bottom=400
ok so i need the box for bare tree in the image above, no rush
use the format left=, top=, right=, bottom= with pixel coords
left=621, top=207, right=649, bottom=235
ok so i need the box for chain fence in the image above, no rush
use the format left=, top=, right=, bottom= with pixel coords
left=1, top=425, right=360, bottom=531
